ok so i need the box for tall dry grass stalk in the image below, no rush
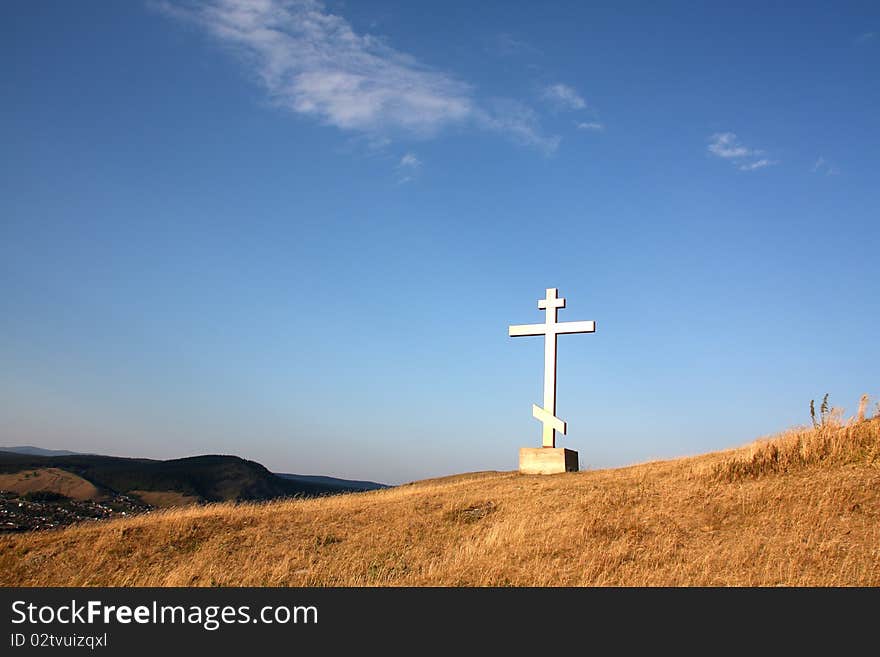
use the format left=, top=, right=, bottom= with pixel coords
left=713, top=414, right=879, bottom=481
left=857, top=394, right=870, bottom=422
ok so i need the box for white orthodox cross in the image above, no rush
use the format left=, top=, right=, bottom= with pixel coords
left=509, top=288, right=596, bottom=448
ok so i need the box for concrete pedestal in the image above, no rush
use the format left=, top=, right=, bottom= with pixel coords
left=519, top=447, right=579, bottom=475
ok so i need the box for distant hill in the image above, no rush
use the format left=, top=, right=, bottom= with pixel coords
left=276, top=473, right=388, bottom=492
left=0, top=446, right=83, bottom=457
left=0, top=451, right=361, bottom=505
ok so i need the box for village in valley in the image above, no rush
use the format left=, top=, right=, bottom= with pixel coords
left=0, top=489, right=150, bottom=533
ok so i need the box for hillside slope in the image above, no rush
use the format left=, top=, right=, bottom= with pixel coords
left=2, top=417, right=878, bottom=586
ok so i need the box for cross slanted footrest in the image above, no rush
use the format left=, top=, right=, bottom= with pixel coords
left=532, top=404, right=565, bottom=443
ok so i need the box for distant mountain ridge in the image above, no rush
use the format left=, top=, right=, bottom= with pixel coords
left=1, top=446, right=84, bottom=457
left=0, top=449, right=387, bottom=508
left=277, top=473, right=388, bottom=491
left=0, top=446, right=388, bottom=493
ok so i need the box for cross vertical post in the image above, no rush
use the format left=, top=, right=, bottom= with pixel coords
left=539, top=288, right=564, bottom=447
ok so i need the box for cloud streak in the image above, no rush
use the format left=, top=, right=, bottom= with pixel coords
left=485, top=32, right=541, bottom=57
left=708, top=132, right=753, bottom=159
left=399, top=153, right=421, bottom=169
left=708, top=132, right=777, bottom=172
left=475, top=99, right=560, bottom=153
left=811, top=156, right=839, bottom=175
left=395, top=152, right=421, bottom=184
left=159, top=0, right=558, bottom=151
left=543, top=83, right=587, bottom=110
left=738, top=159, right=776, bottom=171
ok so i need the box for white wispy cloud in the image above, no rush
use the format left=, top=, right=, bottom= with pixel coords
left=395, top=152, right=421, bottom=184
left=575, top=121, right=604, bottom=131
left=708, top=132, right=777, bottom=171
left=399, top=152, right=421, bottom=168
left=543, top=83, right=586, bottom=110
left=855, top=31, right=875, bottom=45
left=485, top=33, right=540, bottom=57
left=811, top=156, right=839, bottom=175
left=708, top=132, right=754, bottom=159
left=475, top=99, right=560, bottom=153
left=738, top=159, right=776, bottom=171
left=158, top=0, right=558, bottom=151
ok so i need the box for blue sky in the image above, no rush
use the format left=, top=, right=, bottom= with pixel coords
left=1, top=1, right=877, bottom=485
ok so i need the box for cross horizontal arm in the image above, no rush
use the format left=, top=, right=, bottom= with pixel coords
left=509, top=323, right=547, bottom=337
left=555, top=320, right=596, bottom=335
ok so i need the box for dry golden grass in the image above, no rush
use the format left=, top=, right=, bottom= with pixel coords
left=1, top=416, right=878, bottom=587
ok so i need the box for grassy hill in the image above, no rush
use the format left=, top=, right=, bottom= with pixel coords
left=0, top=468, right=101, bottom=501
left=1, top=415, right=877, bottom=586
